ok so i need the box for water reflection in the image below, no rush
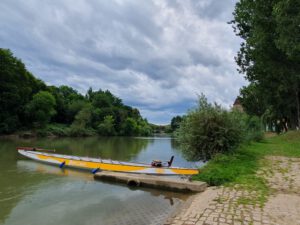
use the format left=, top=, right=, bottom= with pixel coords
left=0, top=136, right=199, bottom=225
left=19, top=137, right=153, bottom=161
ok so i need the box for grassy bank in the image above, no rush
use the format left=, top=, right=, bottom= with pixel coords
left=193, top=131, right=300, bottom=204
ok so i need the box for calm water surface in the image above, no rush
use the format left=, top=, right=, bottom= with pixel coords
left=0, top=136, right=203, bottom=225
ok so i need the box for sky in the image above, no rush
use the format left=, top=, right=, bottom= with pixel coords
left=0, top=0, right=246, bottom=124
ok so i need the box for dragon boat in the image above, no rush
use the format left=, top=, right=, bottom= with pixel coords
left=17, top=147, right=199, bottom=176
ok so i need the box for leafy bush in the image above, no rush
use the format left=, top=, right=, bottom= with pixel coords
left=44, top=124, right=70, bottom=136
left=69, top=127, right=95, bottom=137
left=176, top=94, right=263, bottom=161
left=231, top=110, right=264, bottom=142
left=176, top=95, right=243, bottom=161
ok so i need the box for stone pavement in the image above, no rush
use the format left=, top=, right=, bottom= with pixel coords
left=164, top=186, right=270, bottom=225
left=164, top=156, right=300, bottom=225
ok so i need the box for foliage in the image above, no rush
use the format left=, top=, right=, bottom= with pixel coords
left=25, top=91, right=56, bottom=127
left=121, top=118, right=139, bottom=136
left=193, top=131, right=300, bottom=206
left=151, top=124, right=172, bottom=134
left=176, top=95, right=244, bottom=161
left=170, top=115, right=183, bottom=132
left=231, top=0, right=300, bottom=128
left=47, top=85, right=84, bottom=124
left=137, top=118, right=153, bottom=136
left=231, top=110, right=264, bottom=142
left=0, top=48, right=46, bottom=133
left=239, top=83, right=266, bottom=117
left=36, top=123, right=70, bottom=137
left=176, top=95, right=263, bottom=161
left=0, top=49, right=153, bottom=137
left=97, top=115, right=116, bottom=136
left=70, top=104, right=95, bottom=136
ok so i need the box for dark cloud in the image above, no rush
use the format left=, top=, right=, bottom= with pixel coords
left=0, top=0, right=245, bottom=124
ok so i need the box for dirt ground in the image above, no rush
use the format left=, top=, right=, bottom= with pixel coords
left=263, top=156, right=300, bottom=225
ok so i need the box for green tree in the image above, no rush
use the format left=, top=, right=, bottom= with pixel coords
left=0, top=49, right=46, bottom=133
left=71, top=104, right=92, bottom=129
left=136, top=118, right=153, bottom=136
left=97, top=115, right=116, bottom=136
left=70, top=104, right=94, bottom=136
left=121, top=118, right=139, bottom=136
left=231, top=0, right=300, bottom=128
left=170, top=116, right=183, bottom=131
left=0, top=49, right=152, bottom=136
left=273, top=0, right=300, bottom=125
left=273, top=0, right=300, bottom=61
left=25, top=91, right=56, bottom=127
left=239, top=83, right=266, bottom=117
left=48, top=85, right=85, bottom=124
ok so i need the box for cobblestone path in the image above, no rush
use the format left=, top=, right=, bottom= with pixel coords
left=164, top=156, right=300, bottom=225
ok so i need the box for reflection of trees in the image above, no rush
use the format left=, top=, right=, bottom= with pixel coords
left=22, top=137, right=153, bottom=162
left=171, top=138, right=200, bottom=164
left=170, top=138, right=186, bottom=159
left=0, top=136, right=185, bottom=224
left=0, top=140, right=53, bottom=224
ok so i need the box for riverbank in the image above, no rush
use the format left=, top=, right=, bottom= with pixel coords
left=0, top=124, right=158, bottom=138
left=0, top=123, right=174, bottom=139
left=164, top=131, right=300, bottom=225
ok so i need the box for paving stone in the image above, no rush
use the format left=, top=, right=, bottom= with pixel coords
left=167, top=156, right=300, bottom=225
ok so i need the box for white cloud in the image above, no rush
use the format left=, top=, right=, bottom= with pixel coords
left=0, top=0, right=246, bottom=124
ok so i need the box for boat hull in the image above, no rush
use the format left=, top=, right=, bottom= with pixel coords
left=17, top=149, right=199, bottom=176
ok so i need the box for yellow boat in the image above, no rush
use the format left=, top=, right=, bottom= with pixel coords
left=17, top=147, right=199, bottom=176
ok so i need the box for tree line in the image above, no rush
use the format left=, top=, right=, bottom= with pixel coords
left=0, top=49, right=152, bottom=136
left=231, top=0, right=300, bottom=130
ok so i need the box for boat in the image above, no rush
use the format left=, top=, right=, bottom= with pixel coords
left=17, top=147, right=199, bottom=176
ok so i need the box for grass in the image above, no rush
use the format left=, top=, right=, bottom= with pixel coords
left=193, top=131, right=300, bottom=205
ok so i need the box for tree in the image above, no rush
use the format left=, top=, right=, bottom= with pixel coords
left=121, top=118, right=139, bottom=136
left=171, top=116, right=183, bottom=131
left=273, top=0, right=300, bottom=126
left=273, top=0, right=300, bottom=61
left=239, top=83, right=266, bottom=117
left=97, top=115, right=116, bottom=136
left=231, top=0, right=300, bottom=128
left=71, top=104, right=92, bottom=130
left=0, top=49, right=152, bottom=136
left=48, top=85, right=85, bottom=124
left=70, top=104, right=94, bottom=136
left=0, top=48, right=46, bottom=133
left=25, top=91, right=56, bottom=127
left=136, top=118, right=152, bottom=136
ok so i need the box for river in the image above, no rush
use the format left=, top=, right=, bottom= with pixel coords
left=0, top=136, right=202, bottom=225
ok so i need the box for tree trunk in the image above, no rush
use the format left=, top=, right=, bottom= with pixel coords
left=296, top=89, right=300, bottom=129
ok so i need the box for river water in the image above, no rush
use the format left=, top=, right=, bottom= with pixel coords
left=0, top=136, right=202, bottom=225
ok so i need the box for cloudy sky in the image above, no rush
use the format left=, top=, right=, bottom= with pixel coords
left=0, top=0, right=246, bottom=124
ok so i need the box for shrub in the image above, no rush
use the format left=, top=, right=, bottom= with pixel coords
left=69, top=127, right=95, bottom=137
left=176, top=95, right=243, bottom=161
left=45, top=124, right=70, bottom=136
left=176, top=94, right=263, bottom=161
left=231, top=110, right=264, bottom=142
